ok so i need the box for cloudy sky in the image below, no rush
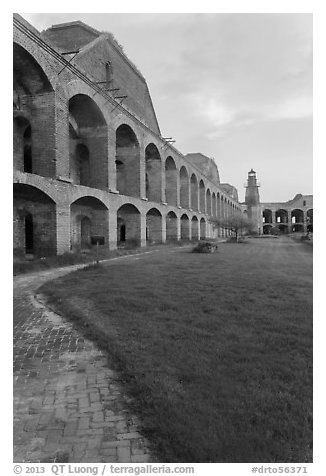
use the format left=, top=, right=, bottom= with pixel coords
left=21, top=13, right=313, bottom=202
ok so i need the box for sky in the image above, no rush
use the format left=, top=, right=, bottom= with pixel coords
left=21, top=12, right=313, bottom=202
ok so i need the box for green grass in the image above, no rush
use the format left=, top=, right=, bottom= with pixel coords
left=13, top=242, right=191, bottom=275
left=39, top=238, right=313, bottom=463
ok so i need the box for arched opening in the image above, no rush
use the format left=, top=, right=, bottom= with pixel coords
left=291, top=209, right=304, bottom=226
left=116, top=160, right=126, bottom=195
left=70, top=196, right=108, bottom=251
left=263, top=209, right=273, bottom=224
left=69, top=94, right=108, bottom=190
left=181, top=214, right=190, bottom=240
left=199, top=180, right=205, bottom=213
left=190, top=174, right=198, bottom=211
left=80, top=216, right=91, bottom=249
left=145, top=144, right=162, bottom=203
left=117, top=217, right=126, bottom=243
left=24, top=213, right=34, bottom=254
left=13, top=183, right=56, bottom=257
left=75, top=144, right=90, bottom=186
left=206, top=189, right=212, bottom=216
left=191, top=216, right=199, bottom=240
left=13, top=43, right=55, bottom=178
left=220, top=197, right=226, bottom=237
left=291, top=224, right=304, bottom=233
left=146, top=208, right=162, bottom=244
left=13, top=115, right=32, bottom=173
left=165, top=157, right=178, bottom=206
left=180, top=167, right=189, bottom=209
left=166, top=211, right=178, bottom=241
left=278, top=224, right=289, bottom=234
left=212, top=193, right=217, bottom=217
left=200, top=218, right=206, bottom=239
left=117, top=203, right=141, bottom=247
left=217, top=193, right=221, bottom=218
left=23, top=125, right=32, bottom=173
left=276, top=209, right=288, bottom=224
left=263, top=224, right=273, bottom=235
left=116, top=124, right=140, bottom=198
left=307, top=209, right=313, bottom=233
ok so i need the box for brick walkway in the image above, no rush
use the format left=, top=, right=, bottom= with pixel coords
left=13, top=261, right=153, bottom=463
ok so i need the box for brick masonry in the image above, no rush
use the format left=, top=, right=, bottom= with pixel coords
left=13, top=14, right=241, bottom=257
left=13, top=261, right=155, bottom=463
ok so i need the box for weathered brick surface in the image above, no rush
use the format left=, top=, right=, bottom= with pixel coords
left=13, top=266, right=154, bottom=463
left=13, top=14, right=241, bottom=257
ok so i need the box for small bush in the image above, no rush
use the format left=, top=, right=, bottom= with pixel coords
left=192, top=241, right=218, bottom=253
left=300, top=234, right=311, bottom=241
left=226, top=237, right=247, bottom=244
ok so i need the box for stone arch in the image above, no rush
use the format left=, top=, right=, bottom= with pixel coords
left=190, top=174, right=199, bottom=211
left=276, top=209, right=288, bottom=224
left=69, top=94, right=108, bottom=190
left=180, top=166, right=189, bottom=209
left=165, top=156, right=178, bottom=206
left=13, top=42, right=54, bottom=98
left=13, top=42, right=57, bottom=178
left=146, top=208, right=163, bottom=243
left=291, top=209, right=304, bottom=225
left=64, top=80, right=110, bottom=124
left=181, top=213, right=190, bottom=240
left=145, top=144, right=162, bottom=203
left=13, top=35, right=58, bottom=91
left=263, top=224, right=273, bottom=235
left=199, top=180, right=205, bottom=213
left=191, top=216, right=199, bottom=240
left=13, top=183, right=57, bottom=256
left=166, top=211, right=178, bottom=241
left=70, top=196, right=108, bottom=251
left=117, top=203, right=141, bottom=247
left=116, top=124, right=141, bottom=198
left=263, top=209, right=273, bottom=224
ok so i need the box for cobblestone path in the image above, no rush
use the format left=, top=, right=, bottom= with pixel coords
left=13, top=260, right=154, bottom=463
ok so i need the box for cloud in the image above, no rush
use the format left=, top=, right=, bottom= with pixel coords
left=136, top=13, right=312, bottom=140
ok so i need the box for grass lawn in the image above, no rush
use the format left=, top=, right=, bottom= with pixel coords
left=39, top=237, right=313, bottom=463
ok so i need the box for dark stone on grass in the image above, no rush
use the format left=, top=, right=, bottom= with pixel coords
left=192, top=241, right=218, bottom=253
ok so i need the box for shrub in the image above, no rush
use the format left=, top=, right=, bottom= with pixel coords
left=226, top=237, right=247, bottom=243
left=300, top=234, right=311, bottom=241
left=192, top=241, right=218, bottom=253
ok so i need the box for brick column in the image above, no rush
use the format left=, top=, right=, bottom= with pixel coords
left=56, top=204, right=71, bottom=255
left=188, top=178, right=191, bottom=209
left=177, top=216, right=181, bottom=240
left=140, top=213, right=147, bottom=247
left=162, top=214, right=167, bottom=243
left=161, top=161, right=166, bottom=203
left=176, top=172, right=181, bottom=207
left=108, top=210, right=117, bottom=250
left=108, top=128, right=118, bottom=193
left=139, top=142, right=146, bottom=200
left=303, top=212, right=307, bottom=233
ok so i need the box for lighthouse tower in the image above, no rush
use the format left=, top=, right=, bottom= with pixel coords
left=245, top=169, right=262, bottom=234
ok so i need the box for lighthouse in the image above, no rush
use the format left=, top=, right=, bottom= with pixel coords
left=245, top=169, right=263, bottom=234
